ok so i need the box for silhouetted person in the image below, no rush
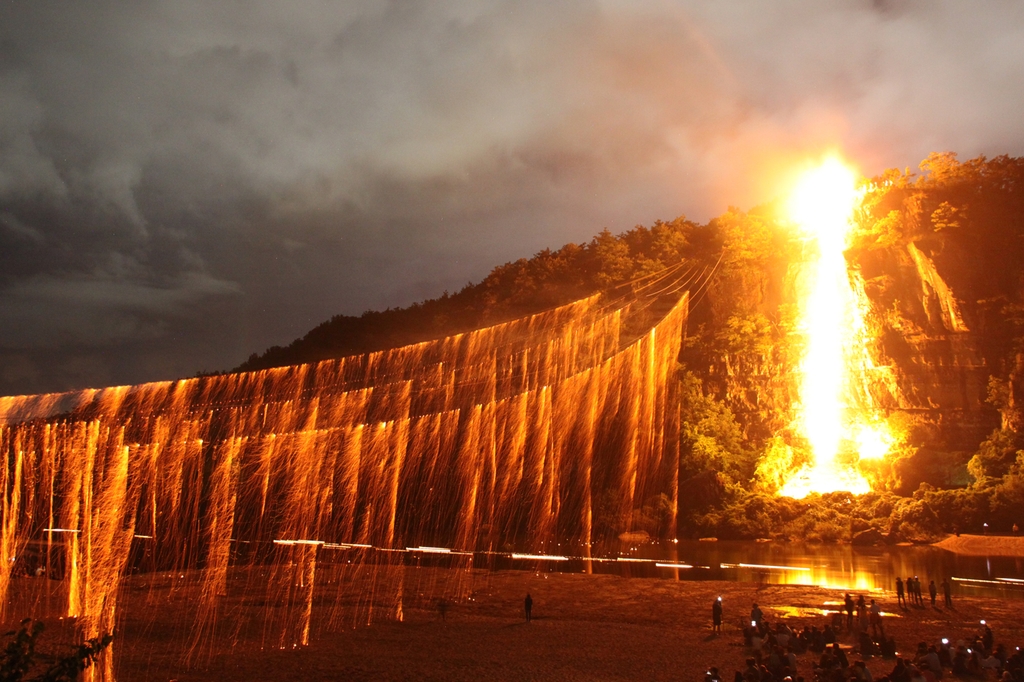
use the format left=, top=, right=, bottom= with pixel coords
left=713, top=597, right=723, bottom=633
left=891, top=657, right=909, bottom=682
left=896, top=578, right=906, bottom=609
left=751, top=602, right=764, bottom=628
left=920, top=645, right=942, bottom=679
left=928, top=580, right=937, bottom=607
left=859, top=630, right=875, bottom=657
left=524, top=593, right=533, bottom=622
left=952, top=646, right=968, bottom=676
left=832, top=641, right=849, bottom=669
left=869, top=599, right=883, bottom=637
left=810, top=627, right=825, bottom=654
left=437, top=597, right=449, bottom=621
left=941, top=579, right=952, bottom=608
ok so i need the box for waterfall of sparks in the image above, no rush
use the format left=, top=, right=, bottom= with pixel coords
left=0, top=265, right=692, bottom=680
left=778, top=157, right=892, bottom=498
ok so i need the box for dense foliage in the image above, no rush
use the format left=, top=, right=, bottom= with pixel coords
left=235, top=217, right=710, bottom=372
left=0, top=620, right=111, bottom=682
left=233, top=153, right=1024, bottom=543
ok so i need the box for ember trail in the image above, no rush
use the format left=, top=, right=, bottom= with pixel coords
left=778, top=157, right=898, bottom=498
left=0, top=266, right=692, bottom=677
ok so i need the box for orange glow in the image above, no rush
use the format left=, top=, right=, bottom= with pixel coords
left=779, top=156, right=894, bottom=498
left=0, top=271, right=693, bottom=673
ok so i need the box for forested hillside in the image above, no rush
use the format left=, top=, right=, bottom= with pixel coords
left=235, top=217, right=711, bottom=371
left=234, top=153, right=1024, bottom=542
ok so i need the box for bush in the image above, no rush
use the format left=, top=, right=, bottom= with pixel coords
left=0, top=620, right=111, bottom=682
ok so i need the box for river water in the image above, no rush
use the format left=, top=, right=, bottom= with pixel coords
left=494, top=540, right=1024, bottom=599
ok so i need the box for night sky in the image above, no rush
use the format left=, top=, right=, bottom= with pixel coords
left=2, top=1, right=1023, bottom=397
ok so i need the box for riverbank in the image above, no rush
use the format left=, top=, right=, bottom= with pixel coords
left=933, top=533, right=1024, bottom=557
left=98, top=570, right=1024, bottom=680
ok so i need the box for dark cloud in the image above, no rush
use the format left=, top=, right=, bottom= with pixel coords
left=1, top=0, right=1023, bottom=395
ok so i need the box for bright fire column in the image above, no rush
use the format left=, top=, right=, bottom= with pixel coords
left=780, top=157, right=889, bottom=498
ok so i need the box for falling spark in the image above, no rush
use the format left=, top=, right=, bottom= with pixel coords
left=779, top=156, right=893, bottom=498
left=0, top=268, right=693, bottom=674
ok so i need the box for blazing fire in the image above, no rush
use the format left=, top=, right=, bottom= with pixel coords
left=778, top=156, right=894, bottom=498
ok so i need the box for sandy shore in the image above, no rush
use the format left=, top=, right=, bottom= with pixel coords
left=39, top=569, right=1005, bottom=680
left=933, top=533, right=1024, bottom=557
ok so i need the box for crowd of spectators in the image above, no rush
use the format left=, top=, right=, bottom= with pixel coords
left=706, top=597, right=1022, bottom=682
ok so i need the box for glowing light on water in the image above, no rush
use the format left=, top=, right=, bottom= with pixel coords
left=511, top=553, right=570, bottom=562
left=721, top=562, right=811, bottom=572
left=954, top=577, right=1024, bottom=587
left=779, top=156, right=894, bottom=498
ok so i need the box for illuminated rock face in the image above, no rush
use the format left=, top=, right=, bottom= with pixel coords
left=855, top=242, right=996, bottom=487
left=0, top=277, right=687, bottom=676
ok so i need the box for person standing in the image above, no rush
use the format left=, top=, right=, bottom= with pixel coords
left=928, top=580, right=937, bottom=607
left=713, top=597, right=723, bottom=634
left=524, top=593, right=533, bottom=622
left=845, top=593, right=855, bottom=629
left=896, top=578, right=906, bottom=609
left=869, top=599, right=883, bottom=637
left=751, top=602, right=764, bottom=628
left=941, top=579, right=952, bottom=608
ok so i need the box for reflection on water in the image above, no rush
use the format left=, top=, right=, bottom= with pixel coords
left=772, top=605, right=833, bottom=619
left=580, top=540, right=1024, bottom=598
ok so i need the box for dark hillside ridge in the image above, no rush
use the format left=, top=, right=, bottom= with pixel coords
left=234, top=217, right=715, bottom=372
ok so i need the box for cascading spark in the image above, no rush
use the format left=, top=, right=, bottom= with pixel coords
left=779, top=156, right=893, bottom=498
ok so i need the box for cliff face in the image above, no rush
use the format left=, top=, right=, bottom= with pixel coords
left=688, top=156, right=1024, bottom=494
left=849, top=154, right=1024, bottom=489
left=856, top=242, right=993, bottom=488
